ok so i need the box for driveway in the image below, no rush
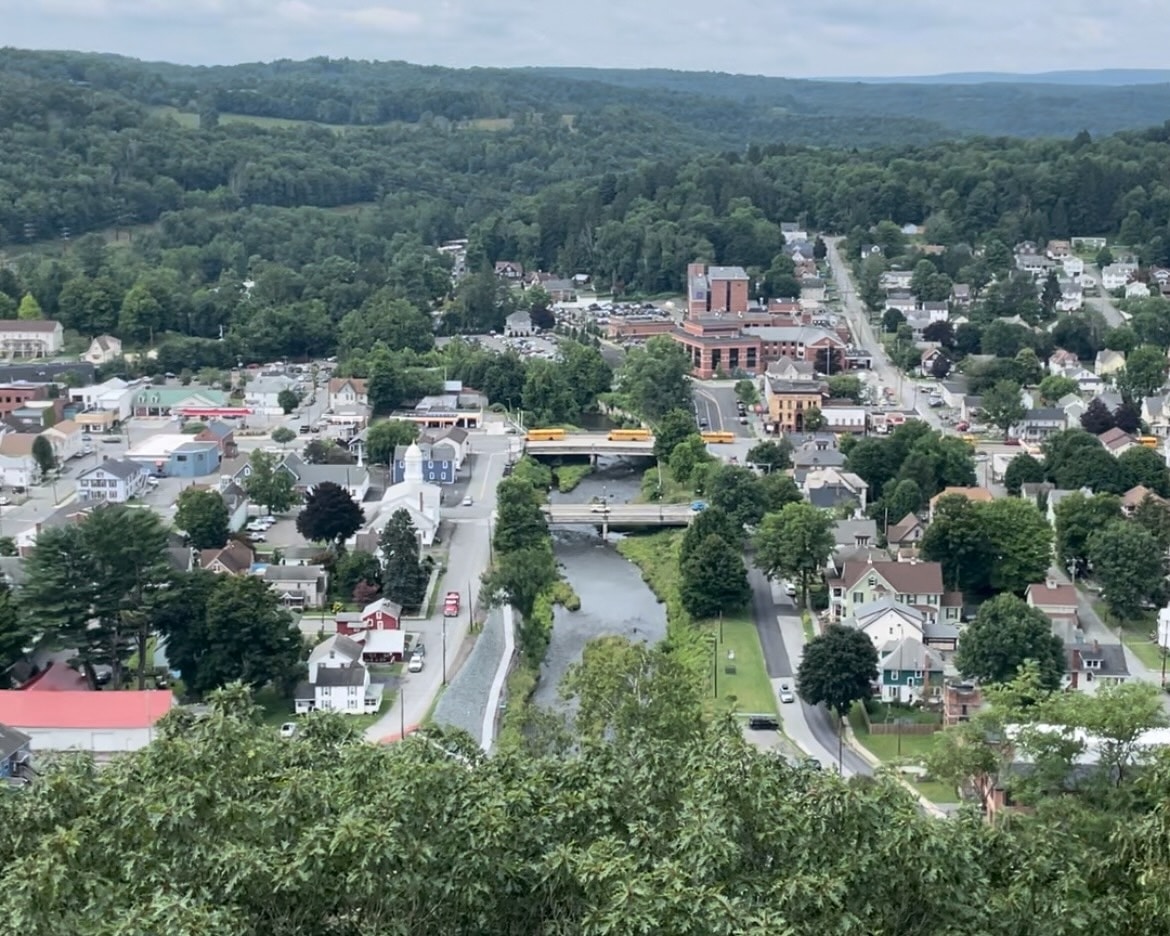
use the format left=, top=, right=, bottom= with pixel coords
left=748, top=568, right=873, bottom=776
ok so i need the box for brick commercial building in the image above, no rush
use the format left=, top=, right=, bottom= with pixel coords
left=687, top=263, right=750, bottom=318
left=671, top=318, right=761, bottom=378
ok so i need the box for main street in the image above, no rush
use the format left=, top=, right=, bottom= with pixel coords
left=749, top=569, right=873, bottom=776
left=824, top=237, right=943, bottom=432
left=365, top=432, right=511, bottom=742
left=693, top=381, right=754, bottom=437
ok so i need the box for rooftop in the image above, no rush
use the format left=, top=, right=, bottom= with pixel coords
left=0, top=690, right=175, bottom=728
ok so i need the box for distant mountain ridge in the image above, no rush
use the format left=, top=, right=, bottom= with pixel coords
left=818, top=69, right=1170, bottom=86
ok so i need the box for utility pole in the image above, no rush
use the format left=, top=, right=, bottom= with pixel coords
left=399, top=685, right=405, bottom=741
left=442, top=615, right=448, bottom=686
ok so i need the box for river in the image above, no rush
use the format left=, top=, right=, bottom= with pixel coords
left=531, top=459, right=668, bottom=709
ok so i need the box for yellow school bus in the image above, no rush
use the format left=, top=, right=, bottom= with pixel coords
left=608, top=428, right=651, bottom=441
left=701, top=431, right=736, bottom=444
left=526, top=428, right=567, bottom=442
left=1140, top=435, right=1160, bottom=448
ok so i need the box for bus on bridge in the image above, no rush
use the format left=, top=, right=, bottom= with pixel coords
left=526, top=428, right=567, bottom=442
left=701, top=431, right=736, bottom=444
left=608, top=428, right=651, bottom=441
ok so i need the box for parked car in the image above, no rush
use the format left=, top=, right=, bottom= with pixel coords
left=412, top=641, right=426, bottom=658
left=443, top=591, right=460, bottom=617
left=408, top=653, right=425, bottom=673
left=1004, top=437, right=1021, bottom=446
left=461, top=496, right=473, bottom=506
left=955, top=421, right=969, bottom=432
left=747, top=715, right=780, bottom=730
left=690, top=500, right=707, bottom=513
left=779, top=683, right=796, bottom=704
left=279, top=722, right=298, bottom=739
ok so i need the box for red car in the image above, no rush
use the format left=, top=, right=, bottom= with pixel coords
left=1004, top=437, right=1021, bottom=446
left=443, top=591, right=460, bottom=617
left=955, top=421, right=969, bottom=432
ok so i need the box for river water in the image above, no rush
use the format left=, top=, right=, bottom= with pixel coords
left=531, top=459, right=668, bottom=709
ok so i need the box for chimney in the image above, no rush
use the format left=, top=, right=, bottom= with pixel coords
left=1046, top=579, right=1057, bottom=590
left=1092, top=639, right=1100, bottom=653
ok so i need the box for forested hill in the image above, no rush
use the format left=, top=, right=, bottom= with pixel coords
left=534, top=67, right=1170, bottom=139
left=7, top=48, right=1170, bottom=142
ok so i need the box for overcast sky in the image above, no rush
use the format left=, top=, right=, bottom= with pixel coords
left=2, top=0, right=1163, bottom=77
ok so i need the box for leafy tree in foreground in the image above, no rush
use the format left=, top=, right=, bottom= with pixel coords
left=980, top=379, right=1026, bottom=438
left=242, top=449, right=297, bottom=515
left=296, top=480, right=365, bottom=549
left=1088, top=520, right=1165, bottom=620
left=1054, top=491, right=1123, bottom=577
left=653, top=408, right=700, bottom=461
left=754, top=502, right=835, bottom=607
left=617, top=335, right=692, bottom=420
left=492, top=476, right=549, bottom=554
left=277, top=388, right=300, bottom=414
left=797, top=624, right=878, bottom=768
left=679, top=505, right=741, bottom=564
left=365, top=419, right=419, bottom=466
left=155, top=571, right=301, bottom=697
left=174, top=487, right=229, bottom=550
left=955, top=594, right=1065, bottom=690
left=271, top=426, right=296, bottom=446
left=1080, top=397, right=1116, bottom=435
left=31, top=434, right=55, bottom=477
left=679, top=534, right=749, bottom=620
left=707, top=464, right=769, bottom=530
left=379, top=509, right=429, bottom=612
left=1003, top=452, right=1045, bottom=496
left=746, top=438, right=792, bottom=472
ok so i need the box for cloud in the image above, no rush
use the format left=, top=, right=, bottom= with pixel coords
left=0, top=0, right=1162, bottom=76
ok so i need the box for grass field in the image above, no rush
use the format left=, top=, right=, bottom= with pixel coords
left=710, top=616, right=776, bottom=715
left=147, top=106, right=556, bottom=134
left=618, top=530, right=776, bottom=717
left=1092, top=600, right=1165, bottom=670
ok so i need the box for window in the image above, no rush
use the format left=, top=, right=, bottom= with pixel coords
left=867, top=575, right=876, bottom=587
left=1084, top=658, right=1102, bottom=669
left=852, top=592, right=864, bottom=605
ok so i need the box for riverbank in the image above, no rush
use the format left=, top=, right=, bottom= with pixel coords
left=552, top=463, right=593, bottom=492
left=618, top=531, right=776, bottom=716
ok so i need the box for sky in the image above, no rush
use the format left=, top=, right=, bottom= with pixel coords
left=1, top=0, right=1165, bottom=77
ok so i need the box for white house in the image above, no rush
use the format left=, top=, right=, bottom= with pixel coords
left=368, top=442, right=442, bottom=546
left=880, top=270, right=914, bottom=290
left=505, top=310, right=533, bottom=336
left=40, top=419, right=83, bottom=462
left=0, top=320, right=64, bottom=358
left=1102, top=263, right=1137, bottom=291
left=262, top=564, right=329, bottom=610
left=0, top=434, right=39, bottom=488
left=294, top=635, right=382, bottom=716
left=0, top=688, right=175, bottom=754
left=1125, top=281, right=1151, bottom=299
left=819, top=406, right=867, bottom=434
left=1057, top=278, right=1084, bottom=312
left=781, top=222, right=808, bottom=243
left=424, top=426, right=470, bottom=472
left=842, top=595, right=959, bottom=652
left=81, top=335, right=123, bottom=365
left=76, top=459, right=148, bottom=503
left=327, top=378, right=368, bottom=412
left=244, top=375, right=298, bottom=415
left=1061, top=255, right=1085, bottom=278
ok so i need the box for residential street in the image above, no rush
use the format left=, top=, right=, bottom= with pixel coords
left=749, top=568, right=873, bottom=776
left=365, top=435, right=511, bottom=743
left=692, top=381, right=753, bottom=437
left=1083, top=262, right=1126, bottom=327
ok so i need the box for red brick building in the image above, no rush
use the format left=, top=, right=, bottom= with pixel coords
left=0, top=383, right=51, bottom=418
left=672, top=318, right=761, bottom=378
left=687, top=263, right=750, bottom=318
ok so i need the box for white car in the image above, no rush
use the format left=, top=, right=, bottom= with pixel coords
left=779, top=683, right=796, bottom=704
left=279, top=722, right=298, bottom=739
left=408, top=654, right=424, bottom=673
left=461, top=496, right=473, bottom=507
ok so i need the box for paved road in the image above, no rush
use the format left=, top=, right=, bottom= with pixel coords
left=1083, top=263, right=1126, bottom=327
left=693, top=381, right=753, bottom=437
left=364, top=433, right=511, bottom=742
left=748, top=568, right=873, bottom=776
left=824, top=238, right=942, bottom=432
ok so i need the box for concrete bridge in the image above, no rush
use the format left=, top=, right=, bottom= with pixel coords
left=541, top=503, right=694, bottom=534
left=525, top=434, right=655, bottom=459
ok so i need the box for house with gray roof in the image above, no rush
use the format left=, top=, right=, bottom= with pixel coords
left=76, top=458, right=148, bottom=504
left=1015, top=408, right=1067, bottom=442
left=234, top=452, right=369, bottom=504
left=1063, top=639, right=1130, bottom=695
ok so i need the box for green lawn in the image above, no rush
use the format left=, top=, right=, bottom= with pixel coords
left=553, top=462, right=593, bottom=492
left=710, top=617, right=777, bottom=716
left=254, top=686, right=389, bottom=731
left=1091, top=600, right=1164, bottom=670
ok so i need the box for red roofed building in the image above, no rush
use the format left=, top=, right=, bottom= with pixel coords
left=0, top=690, right=175, bottom=755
